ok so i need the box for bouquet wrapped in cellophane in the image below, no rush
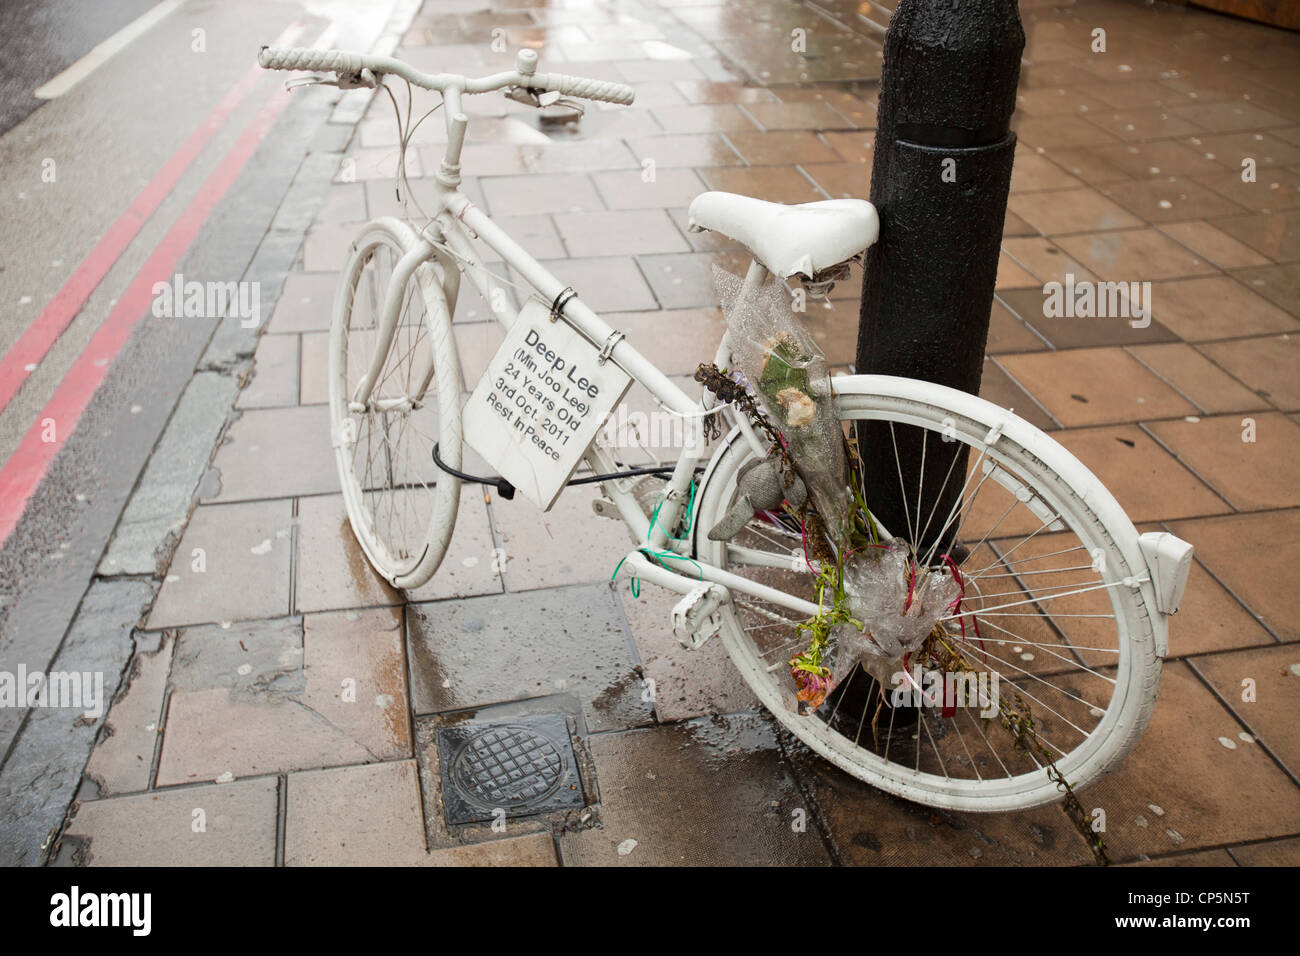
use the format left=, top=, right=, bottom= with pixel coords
left=713, top=266, right=850, bottom=548
left=712, top=267, right=961, bottom=716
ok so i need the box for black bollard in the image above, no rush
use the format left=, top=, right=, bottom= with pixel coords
left=853, top=0, right=1024, bottom=554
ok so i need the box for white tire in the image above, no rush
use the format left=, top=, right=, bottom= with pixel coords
left=693, top=374, right=1162, bottom=812
left=329, top=218, right=462, bottom=589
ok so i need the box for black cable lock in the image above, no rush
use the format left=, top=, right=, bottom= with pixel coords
left=433, top=443, right=517, bottom=499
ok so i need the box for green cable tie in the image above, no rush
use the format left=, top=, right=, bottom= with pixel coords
left=648, top=479, right=697, bottom=542
left=609, top=552, right=641, bottom=598
left=612, top=480, right=700, bottom=600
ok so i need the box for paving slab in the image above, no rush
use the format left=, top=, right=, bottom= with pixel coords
left=1158, top=557, right=1276, bottom=657
left=406, top=584, right=653, bottom=733
left=284, top=759, right=428, bottom=865
left=1055, top=229, right=1218, bottom=282
left=148, top=498, right=294, bottom=629
left=489, top=485, right=638, bottom=592
left=1229, top=836, right=1300, bottom=866
left=53, top=777, right=278, bottom=867
left=1198, top=334, right=1299, bottom=412
left=405, top=487, right=505, bottom=604
left=553, top=208, right=690, bottom=258
left=996, top=348, right=1196, bottom=427
left=980, top=359, right=1056, bottom=431
left=517, top=256, right=658, bottom=312
left=1051, top=425, right=1228, bottom=523
left=1211, top=210, right=1300, bottom=263
left=284, top=758, right=558, bottom=865
left=1072, top=663, right=1300, bottom=862
left=84, top=631, right=174, bottom=797
left=592, top=166, right=711, bottom=209
left=1147, top=276, right=1298, bottom=341
left=155, top=608, right=410, bottom=785
left=637, top=249, right=754, bottom=310
left=1190, top=644, right=1300, bottom=780
left=614, top=577, right=758, bottom=722
left=1168, top=511, right=1300, bottom=642
left=292, top=489, right=505, bottom=613
left=267, top=272, right=338, bottom=333
left=559, top=712, right=833, bottom=866
left=1127, top=343, right=1270, bottom=415
left=205, top=404, right=338, bottom=502
left=237, top=333, right=300, bottom=410
left=1230, top=264, right=1300, bottom=318
left=1146, top=412, right=1300, bottom=512
left=1158, top=221, right=1271, bottom=270
left=782, top=738, right=1100, bottom=866
left=293, top=493, right=403, bottom=613
left=480, top=173, right=605, bottom=216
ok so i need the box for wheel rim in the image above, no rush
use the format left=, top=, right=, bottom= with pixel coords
left=700, top=392, right=1152, bottom=808
left=331, top=230, right=445, bottom=581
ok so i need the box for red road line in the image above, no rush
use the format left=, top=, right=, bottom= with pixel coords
left=0, top=66, right=301, bottom=547
left=0, top=20, right=305, bottom=415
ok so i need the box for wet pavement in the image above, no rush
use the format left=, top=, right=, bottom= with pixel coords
left=3, top=0, right=1299, bottom=866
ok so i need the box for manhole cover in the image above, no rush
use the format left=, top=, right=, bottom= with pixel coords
left=437, top=712, right=584, bottom=826
left=451, top=725, right=565, bottom=807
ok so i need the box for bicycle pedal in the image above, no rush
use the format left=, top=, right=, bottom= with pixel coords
left=672, top=583, right=728, bottom=650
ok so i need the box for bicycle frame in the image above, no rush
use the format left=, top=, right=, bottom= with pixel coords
left=343, top=80, right=827, bottom=620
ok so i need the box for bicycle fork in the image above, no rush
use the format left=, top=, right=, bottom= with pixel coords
left=350, top=234, right=444, bottom=412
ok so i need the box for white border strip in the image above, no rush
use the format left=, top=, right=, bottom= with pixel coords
left=34, top=0, right=187, bottom=99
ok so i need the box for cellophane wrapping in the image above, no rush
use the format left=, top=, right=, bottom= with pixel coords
left=834, top=537, right=961, bottom=682
left=713, top=265, right=851, bottom=547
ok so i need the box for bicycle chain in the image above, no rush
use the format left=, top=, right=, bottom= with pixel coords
left=924, top=629, right=1111, bottom=866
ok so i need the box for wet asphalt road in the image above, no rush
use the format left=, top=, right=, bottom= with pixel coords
left=0, top=0, right=401, bottom=796
left=0, top=0, right=158, bottom=136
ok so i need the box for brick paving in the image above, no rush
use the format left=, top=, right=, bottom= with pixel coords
left=57, top=0, right=1300, bottom=866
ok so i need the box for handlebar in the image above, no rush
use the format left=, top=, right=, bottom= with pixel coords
left=257, top=45, right=636, bottom=106
left=258, top=46, right=364, bottom=74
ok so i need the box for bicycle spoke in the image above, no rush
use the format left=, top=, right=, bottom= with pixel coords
left=888, top=421, right=917, bottom=546
left=942, top=578, right=1138, bottom=620
left=338, top=230, right=450, bottom=576
left=967, top=544, right=1091, bottom=579
left=707, top=391, right=1153, bottom=801
left=921, top=443, right=992, bottom=570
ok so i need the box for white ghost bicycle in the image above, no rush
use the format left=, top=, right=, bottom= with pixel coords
left=259, top=45, right=1193, bottom=818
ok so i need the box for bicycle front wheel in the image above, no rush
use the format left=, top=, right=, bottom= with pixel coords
left=329, top=217, right=462, bottom=589
left=693, top=374, right=1162, bottom=813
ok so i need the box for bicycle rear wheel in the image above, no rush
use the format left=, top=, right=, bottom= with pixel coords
left=694, top=374, right=1162, bottom=812
left=329, top=217, right=462, bottom=589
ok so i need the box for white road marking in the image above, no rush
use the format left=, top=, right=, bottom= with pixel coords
left=34, top=0, right=188, bottom=99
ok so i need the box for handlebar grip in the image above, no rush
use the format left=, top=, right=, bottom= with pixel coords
left=258, top=46, right=364, bottom=74
left=544, top=73, right=635, bottom=106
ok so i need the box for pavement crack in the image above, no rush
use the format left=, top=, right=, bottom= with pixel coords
left=282, top=696, right=383, bottom=762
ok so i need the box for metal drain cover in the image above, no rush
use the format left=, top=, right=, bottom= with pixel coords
left=437, top=712, right=584, bottom=826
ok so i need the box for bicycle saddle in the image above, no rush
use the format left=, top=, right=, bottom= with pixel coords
left=686, top=191, right=880, bottom=280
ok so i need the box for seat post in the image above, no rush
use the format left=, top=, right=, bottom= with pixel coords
left=739, top=258, right=769, bottom=300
